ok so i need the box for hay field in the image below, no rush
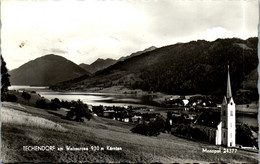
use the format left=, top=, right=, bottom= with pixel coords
left=1, top=102, right=258, bottom=163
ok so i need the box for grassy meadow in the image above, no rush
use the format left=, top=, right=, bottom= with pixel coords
left=1, top=101, right=258, bottom=163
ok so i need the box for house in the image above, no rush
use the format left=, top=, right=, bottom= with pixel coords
left=193, top=112, right=222, bottom=145
left=183, top=99, right=189, bottom=106
left=171, top=111, right=182, bottom=117
left=132, top=115, right=142, bottom=123
left=114, top=112, right=130, bottom=122
left=131, top=113, right=160, bottom=124
left=142, top=113, right=159, bottom=122
left=122, top=118, right=130, bottom=122
left=103, top=110, right=115, bottom=118
left=192, top=65, right=236, bottom=147
left=88, top=105, right=93, bottom=112
left=188, top=96, right=217, bottom=108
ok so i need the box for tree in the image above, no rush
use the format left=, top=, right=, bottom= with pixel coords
left=131, top=115, right=166, bottom=136
left=36, top=99, right=48, bottom=109
left=22, top=91, right=31, bottom=100
left=49, top=98, right=61, bottom=110
left=66, top=100, right=92, bottom=122
left=1, top=55, right=10, bottom=93
left=236, top=124, right=255, bottom=147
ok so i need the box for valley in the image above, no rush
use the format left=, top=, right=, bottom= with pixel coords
left=3, top=37, right=259, bottom=163
left=1, top=101, right=258, bottom=163
left=2, top=1, right=258, bottom=163
left=50, top=38, right=258, bottom=104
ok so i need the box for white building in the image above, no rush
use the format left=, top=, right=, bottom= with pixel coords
left=221, top=65, right=236, bottom=147
left=193, top=65, right=236, bottom=147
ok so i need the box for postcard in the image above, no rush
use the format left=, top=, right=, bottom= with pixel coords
left=1, top=0, right=258, bottom=163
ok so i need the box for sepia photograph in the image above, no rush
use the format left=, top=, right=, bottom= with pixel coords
left=1, top=0, right=259, bottom=163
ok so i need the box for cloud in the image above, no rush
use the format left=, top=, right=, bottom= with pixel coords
left=50, top=48, right=68, bottom=54
left=1, top=0, right=258, bottom=70
left=199, top=27, right=236, bottom=41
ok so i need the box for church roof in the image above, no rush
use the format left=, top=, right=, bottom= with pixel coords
left=224, top=65, right=234, bottom=104
left=194, top=112, right=221, bottom=128
left=226, top=65, right=232, bottom=99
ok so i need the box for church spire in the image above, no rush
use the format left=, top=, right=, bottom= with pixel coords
left=226, top=64, right=232, bottom=99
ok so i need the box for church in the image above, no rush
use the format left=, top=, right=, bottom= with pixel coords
left=193, top=65, right=236, bottom=147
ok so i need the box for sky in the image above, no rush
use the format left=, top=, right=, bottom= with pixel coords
left=1, top=0, right=258, bottom=70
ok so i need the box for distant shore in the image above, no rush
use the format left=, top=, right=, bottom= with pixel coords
left=64, top=85, right=259, bottom=112
left=9, top=85, right=259, bottom=115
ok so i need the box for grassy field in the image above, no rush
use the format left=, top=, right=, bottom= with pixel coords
left=1, top=101, right=258, bottom=163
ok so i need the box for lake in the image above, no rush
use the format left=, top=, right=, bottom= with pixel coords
left=8, top=85, right=156, bottom=108
left=9, top=85, right=258, bottom=127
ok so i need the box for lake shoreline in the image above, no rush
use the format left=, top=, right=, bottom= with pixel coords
left=6, top=85, right=258, bottom=128
left=10, top=85, right=259, bottom=111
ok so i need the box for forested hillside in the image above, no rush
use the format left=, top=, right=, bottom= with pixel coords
left=9, top=54, right=89, bottom=86
left=52, top=38, right=258, bottom=102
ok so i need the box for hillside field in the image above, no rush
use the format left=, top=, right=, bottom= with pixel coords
left=1, top=102, right=258, bottom=163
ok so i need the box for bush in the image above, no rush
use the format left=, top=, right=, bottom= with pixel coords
left=131, top=117, right=165, bottom=136
left=1, top=93, right=18, bottom=102
left=146, top=123, right=161, bottom=136
left=49, top=98, right=61, bottom=110
left=131, top=123, right=151, bottom=136
left=236, top=124, right=256, bottom=147
left=36, top=99, right=48, bottom=109
left=92, top=105, right=104, bottom=116
left=153, top=115, right=166, bottom=132
left=60, top=100, right=71, bottom=109
left=66, top=110, right=76, bottom=120
left=66, top=100, right=92, bottom=122
left=171, top=124, right=189, bottom=136
left=190, top=127, right=208, bottom=141
left=22, top=91, right=31, bottom=100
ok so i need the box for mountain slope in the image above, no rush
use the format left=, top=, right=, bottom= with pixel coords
left=118, top=46, right=157, bottom=61
left=91, top=58, right=117, bottom=71
left=79, top=58, right=117, bottom=74
left=9, top=54, right=89, bottom=86
left=79, top=63, right=98, bottom=74
left=241, top=68, right=258, bottom=90
left=52, top=38, right=258, bottom=102
left=80, top=46, right=157, bottom=74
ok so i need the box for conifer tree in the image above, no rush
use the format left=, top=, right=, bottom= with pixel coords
left=1, top=55, right=10, bottom=93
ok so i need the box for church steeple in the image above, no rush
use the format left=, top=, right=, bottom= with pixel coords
left=221, top=64, right=236, bottom=147
left=226, top=65, right=232, bottom=99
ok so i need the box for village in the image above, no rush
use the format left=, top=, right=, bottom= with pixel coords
left=5, top=68, right=258, bottom=151
left=89, top=95, right=214, bottom=124
left=79, top=68, right=259, bottom=150
left=85, top=96, right=257, bottom=149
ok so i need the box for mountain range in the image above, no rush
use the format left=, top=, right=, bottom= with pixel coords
left=79, top=46, right=157, bottom=74
left=9, top=46, right=158, bottom=86
left=9, top=54, right=89, bottom=86
left=52, top=37, right=258, bottom=103
left=79, top=58, right=117, bottom=74
left=9, top=38, right=258, bottom=103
